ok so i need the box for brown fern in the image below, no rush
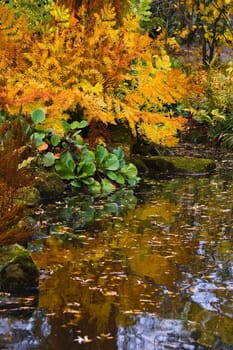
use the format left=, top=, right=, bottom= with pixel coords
left=0, top=118, right=34, bottom=245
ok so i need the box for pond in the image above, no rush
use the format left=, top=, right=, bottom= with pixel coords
left=0, top=161, right=233, bottom=350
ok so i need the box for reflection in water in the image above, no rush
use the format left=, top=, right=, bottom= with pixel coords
left=0, top=310, right=50, bottom=349
left=117, top=314, right=202, bottom=350
left=1, top=172, right=233, bottom=349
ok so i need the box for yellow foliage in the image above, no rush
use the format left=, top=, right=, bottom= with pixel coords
left=0, top=4, right=30, bottom=106
left=1, top=2, right=195, bottom=146
left=49, top=1, right=70, bottom=25
left=138, top=122, right=181, bottom=147
left=182, top=0, right=233, bottom=63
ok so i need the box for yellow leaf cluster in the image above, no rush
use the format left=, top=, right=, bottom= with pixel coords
left=0, top=4, right=30, bottom=106
left=137, top=119, right=186, bottom=147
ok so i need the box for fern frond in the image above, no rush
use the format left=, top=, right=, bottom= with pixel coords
left=2, top=2, right=196, bottom=146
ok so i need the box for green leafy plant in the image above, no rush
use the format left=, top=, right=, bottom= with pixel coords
left=191, top=63, right=233, bottom=148
left=30, top=109, right=139, bottom=196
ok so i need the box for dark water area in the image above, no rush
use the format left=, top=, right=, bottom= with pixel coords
left=1, top=161, right=233, bottom=350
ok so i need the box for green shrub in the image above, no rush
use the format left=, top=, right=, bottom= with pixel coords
left=191, top=63, right=233, bottom=148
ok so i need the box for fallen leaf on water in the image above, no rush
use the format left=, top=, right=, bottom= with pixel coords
left=103, top=291, right=118, bottom=296
left=97, top=333, right=114, bottom=340
left=74, top=335, right=92, bottom=344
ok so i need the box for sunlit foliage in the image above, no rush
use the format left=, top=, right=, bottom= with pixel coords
left=0, top=2, right=195, bottom=147
left=178, top=0, right=233, bottom=65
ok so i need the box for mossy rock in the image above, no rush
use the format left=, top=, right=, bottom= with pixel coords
left=35, top=172, right=65, bottom=200
left=17, top=186, right=41, bottom=207
left=130, top=157, right=149, bottom=175
left=135, top=156, right=216, bottom=175
left=0, top=244, right=39, bottom=293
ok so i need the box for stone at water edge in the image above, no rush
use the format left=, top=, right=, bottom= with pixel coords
left=35, top=172, right=65, bottom=200
left=131, top=156, right=216, bottom=175
left=0, top=244, right=39, bottom=294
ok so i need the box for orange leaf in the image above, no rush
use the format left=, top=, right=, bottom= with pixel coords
left=37, top=142, right=48, bottom=151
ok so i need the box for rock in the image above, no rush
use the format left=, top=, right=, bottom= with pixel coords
left=109, top=123, right=137, bottom=159
left=130, top=157, right=149, bottom=175
left=0, top=244, right=39, bottom=294
left=35, top=172, right=65, bottom=201
left=17, top=186, right=41, bottom=207
left=133, top=156, right=216, bottom=175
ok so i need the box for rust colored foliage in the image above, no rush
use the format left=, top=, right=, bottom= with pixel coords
left=0, top=4, right=30, bottom=107
left=0, top=118, right=34, bottom=245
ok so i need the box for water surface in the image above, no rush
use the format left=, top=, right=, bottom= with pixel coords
left=1, top=165, right=233, bottom=350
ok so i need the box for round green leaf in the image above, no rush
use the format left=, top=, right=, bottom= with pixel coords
left=31, top=109, right=45, bottom=124
left=107, top=171, right=125, bottom=185
left=77, top=161, right=96, bottom=178
left=127, top=177, right=139, bottom=186
left=81, top=177, right=95, bottom=185
left=121, top=163, right=138, bottom=178
left=42, top=152, right=55, bottom=167
left=61, top=120, right=71, bottom=132
left=60, top=151, right=76, bottom=172
left=104, top=154, right=120, bottom=171
left=55, top=162, right=76, bottom=180
left=89, top=180, right=101, bottom=195
left=51, top=134, right=61, bottom=147
left=30, top=132, right=46, bottom=147
left=101, top=178, right=116, bottom=195
left=78, top=120, right=88, bottom=128
left=71, top=180, right=81, bottom=188
left=70, top=120, right=88, bottom=130
left=95, top=144, right=108, bottom=164
left=113, top=147, right=124, bottom=160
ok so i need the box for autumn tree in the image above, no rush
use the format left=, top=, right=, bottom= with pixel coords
left=152, top=0, right=233, bottom=66
left=181, top=0, right=233, bottom=66
left=1, top=2, right=196, bottom=147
